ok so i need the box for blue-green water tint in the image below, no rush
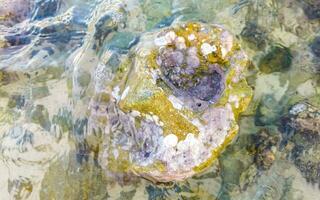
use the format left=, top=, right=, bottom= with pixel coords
left=0, top=0, right=320, bottom=199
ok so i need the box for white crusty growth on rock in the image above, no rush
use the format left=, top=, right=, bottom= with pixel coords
left=201, top=43, right=217, bottom=56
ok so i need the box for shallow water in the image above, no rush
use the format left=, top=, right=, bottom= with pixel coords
left=0, top=0, right=320, bottom=199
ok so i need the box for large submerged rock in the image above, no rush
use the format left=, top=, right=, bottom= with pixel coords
left=90, top=22, right=253, bottom=182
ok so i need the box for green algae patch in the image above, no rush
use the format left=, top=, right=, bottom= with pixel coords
left=259, top=45, right=292, bottom=74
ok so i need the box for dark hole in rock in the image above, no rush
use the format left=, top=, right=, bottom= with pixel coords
left=187, top=70, right=225, bottom=102
left=144, top=152, right=151, bottom=158
left=158, top=47, right=225, bottom=103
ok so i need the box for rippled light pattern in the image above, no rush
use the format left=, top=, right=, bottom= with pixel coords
left=0, top=0, right=320, bottom=199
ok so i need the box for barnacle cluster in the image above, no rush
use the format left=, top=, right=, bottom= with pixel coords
left=97, top=22, right=253, bottom=182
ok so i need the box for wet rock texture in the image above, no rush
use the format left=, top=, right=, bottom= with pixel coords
left=248, top=129, right=279, bottom=171
left=280, top=102, right=320, bottom=186
left=95, top=22, right=252, bottom=182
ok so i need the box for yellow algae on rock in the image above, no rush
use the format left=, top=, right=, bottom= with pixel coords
left=119, top=77, right=199, bottom=140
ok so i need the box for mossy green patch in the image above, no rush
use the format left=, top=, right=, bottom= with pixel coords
left=259, top=45, right=292, bottom=74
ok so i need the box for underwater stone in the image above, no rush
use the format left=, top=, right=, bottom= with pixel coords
left=292, top=147, right=320, bottom=185
left=95, top=22, right=253, bottom=182
left=258, top=45, right=292, bottom=74
left=240, top=22, right=267, bottom=50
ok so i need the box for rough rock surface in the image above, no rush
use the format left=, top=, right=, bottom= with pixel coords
left=93, top=22, right=252, bottom=182
left=280, top=102, right=320, bottom=186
